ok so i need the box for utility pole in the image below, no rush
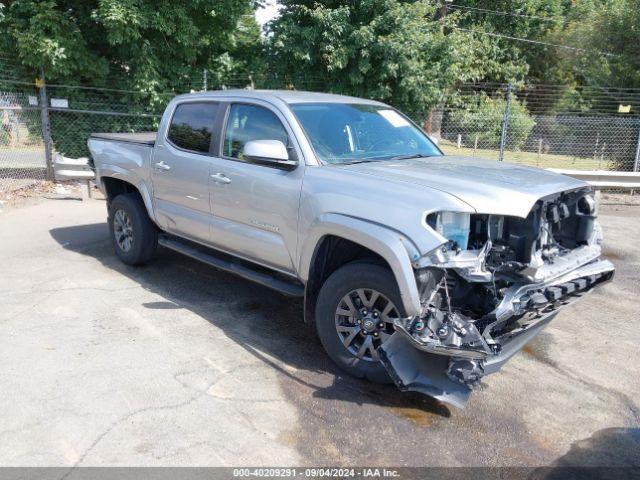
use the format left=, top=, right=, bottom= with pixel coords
left=634, top=120, right=640, bottom=173
left=440, top=1, right=448, bottom=18
left=438, top=1, right=450, bottom=33
left=632, top=121, right=640, bottom=195
left=426, top=1, right=452, bottom=138
left=203, top=69, right=208, bottom=91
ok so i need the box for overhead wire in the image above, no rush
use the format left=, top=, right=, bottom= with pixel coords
left=451, top=26, right=618, bottom=57
left=447, top=3, right=560, bottom=23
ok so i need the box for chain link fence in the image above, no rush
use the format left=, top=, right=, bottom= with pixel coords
left=0, top=80, right=166, bottom=195
left=438, top=112, right=640, bottom=170
left=435, top=84, right=640, bottom=174
left=0, top=89, right=46, bottom=193
left=1, top=76, right=639, bottom=196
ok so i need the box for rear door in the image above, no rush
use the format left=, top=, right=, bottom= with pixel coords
left=151, top=101, right=221, bottom=243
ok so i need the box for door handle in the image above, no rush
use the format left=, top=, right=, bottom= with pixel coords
left=210, top=173, right=231, bottom=184
left=154, top=161, right=171, bottom=171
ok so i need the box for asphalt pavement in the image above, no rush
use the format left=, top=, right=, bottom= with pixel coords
left=0, top=196, right=638, bottom=467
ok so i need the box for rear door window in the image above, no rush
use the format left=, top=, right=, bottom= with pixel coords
left=167, top=102, right=219, bottom=154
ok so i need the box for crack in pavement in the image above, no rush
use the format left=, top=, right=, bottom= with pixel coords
left=58, top=376, right=223, bottom=479
left=0, top=421, right=43, bottom=440
left=0, top=295, right=51, bottom=326
left=526, top=351, right=640, bottom=425
left=59, top=357, right=283, bottom=477
left=0, top=285, right=144, bottom=298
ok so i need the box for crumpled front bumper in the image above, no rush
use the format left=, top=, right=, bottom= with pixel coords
left=379, top=258, right=615, bottom=408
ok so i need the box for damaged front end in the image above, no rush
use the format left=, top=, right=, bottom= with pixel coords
left=379, top=188, right=615, bottom=408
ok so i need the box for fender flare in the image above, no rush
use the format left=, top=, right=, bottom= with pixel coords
left=298, top=213, right=422, bottom=317
left=98, top=165, right=157, bottom=223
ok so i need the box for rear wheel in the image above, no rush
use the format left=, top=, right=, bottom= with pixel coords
left=108, top=193, right=157, bottom=265
left=315, top=262, right=404, bottom=383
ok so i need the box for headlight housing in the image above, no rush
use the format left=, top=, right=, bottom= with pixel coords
left=577, top=193, right=598, bottom=216
left=426, top=211, right=471, bottom=250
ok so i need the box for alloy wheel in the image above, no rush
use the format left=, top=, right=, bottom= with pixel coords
left=334, top=288, right=400, bottom=362
left=113, top=209, right=134, bottom=252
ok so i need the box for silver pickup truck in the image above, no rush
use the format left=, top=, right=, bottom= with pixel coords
left=88, top=90, right=614, bottom=407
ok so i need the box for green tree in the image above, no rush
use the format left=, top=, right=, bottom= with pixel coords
left=0, top=0, right=265, bottom=156
left=447, top=95, right=535, bottom=149
left=454, top=1, right=640, bottom=112
left=268, top=0, right=525, bottom=122
left=0, top=0, right=264, bottom=95
left=561, top=0, right=640, bottom=89
left=452, top=0, right=570, bottom=85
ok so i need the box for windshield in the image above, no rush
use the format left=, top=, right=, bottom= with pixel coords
left=290, top=103, right=441, bottom=164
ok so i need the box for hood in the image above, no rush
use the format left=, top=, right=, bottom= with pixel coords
left=338, top=155, right=589, bottom=218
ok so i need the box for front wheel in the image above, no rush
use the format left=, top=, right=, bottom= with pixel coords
left=108, top=193, right=158, bottom=266
left=315, top=262, right=405, bottom=383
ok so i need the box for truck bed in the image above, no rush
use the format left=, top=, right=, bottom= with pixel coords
left=90, top=132, right=156, bottom=146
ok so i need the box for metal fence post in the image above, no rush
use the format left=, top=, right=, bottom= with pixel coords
left=632, top=120, right=640, bottom=196
left=634, top=120, right=640, bottom=173
left=38, top=68, right=54, bottom=180
left=498, top=82, right=512, bottom=162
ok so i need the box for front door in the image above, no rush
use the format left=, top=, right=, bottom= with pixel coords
left=208, top=102, right=304, bottom=273
left=151, top=101, right=220, bottom=243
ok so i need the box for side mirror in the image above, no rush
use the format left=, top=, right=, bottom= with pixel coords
left=242, top=140, right=297, bottom=170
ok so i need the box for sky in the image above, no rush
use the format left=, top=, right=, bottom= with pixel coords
left=254, top=0, right=281, bottom=27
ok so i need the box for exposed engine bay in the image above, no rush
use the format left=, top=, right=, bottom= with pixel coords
left=379, top=187, right=615, bottom=408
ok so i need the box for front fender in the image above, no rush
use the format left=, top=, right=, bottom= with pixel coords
left=298, top=213, right=422, bottom=317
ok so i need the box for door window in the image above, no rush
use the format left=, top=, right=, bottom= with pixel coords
left=167, top=102, right=218, bottom=153
left=223, top=104, right=289, bottom=160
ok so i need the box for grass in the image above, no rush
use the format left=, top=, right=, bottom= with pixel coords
left=439, top=140, right=612, bottom=170
left=1, top=124, right=44, bottom=152
left=0, top=145, right=43, bottom=152
left=0, top=137, right=618, bottom=170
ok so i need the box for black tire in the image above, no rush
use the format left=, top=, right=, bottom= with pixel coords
left=108, top=193, right=158, bottom=265
left=315, top=262, right=406, bottom=383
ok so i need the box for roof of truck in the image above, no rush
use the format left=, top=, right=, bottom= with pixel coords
left=173, top=89, right=386, bottom=106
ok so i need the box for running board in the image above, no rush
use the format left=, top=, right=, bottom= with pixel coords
left=158, top=235, right=304, bottom=297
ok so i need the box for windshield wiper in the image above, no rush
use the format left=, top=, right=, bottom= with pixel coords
left=388, top=153, right=432, bottom=161
left=338, top=154, right=431, bottom=165
left=339, top=159, right=378, bottom=165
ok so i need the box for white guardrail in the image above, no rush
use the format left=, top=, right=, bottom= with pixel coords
left=547, top=169, right=640, bottom=189
left=51, top=153, right=638, bottom=196
left=53, top=154, right=95, bottom=198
